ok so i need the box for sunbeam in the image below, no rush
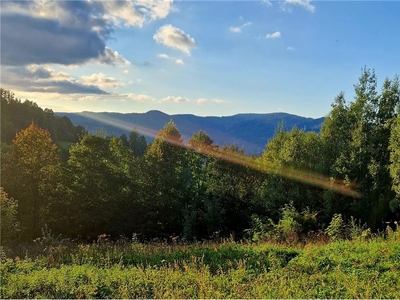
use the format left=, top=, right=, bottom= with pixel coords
left=78, top=112, right=361, bottom=198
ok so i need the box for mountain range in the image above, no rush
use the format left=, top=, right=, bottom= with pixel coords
left=56, top=110, right=325, bottom=155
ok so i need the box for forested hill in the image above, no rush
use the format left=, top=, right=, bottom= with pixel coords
left=57, top=110, right=324, bottom=154
left=1, top=89, right=85, bottom=146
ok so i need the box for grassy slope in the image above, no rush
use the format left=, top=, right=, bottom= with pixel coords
left=1, top=236, right=399, bottom=299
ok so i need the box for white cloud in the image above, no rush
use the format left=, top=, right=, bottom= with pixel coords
left=97, top=0, right=176, bottom=28
left=195, top=98, right=226, bottom=105
left=125, top=93, right=155, bottom=102
left=78, top=95, right=99, bottom=102
left=101, top=1, right=145, bottom=27
left=0, top=1, right=171, bottom=67
left=161, top=96, right=190, bottom=103
left=287, top=46, right=295, bottom=51
left=77, top=92, right=155, bottom=103
left=141, top=0, right=176, bottom=20
left=261, top=0, right=273, bottom=7
left=266, top=31, right=281, bottom=39
left=196, top=98, right=208, bottom=105
left=282, top=0, right=315, bottom=13
left=212, top=99, right=226, bottom=104
left=97, top=47, right=131, bottom=65
left=80, top=73, right=119, bottom=88
left=230, top=22, right=252, bottom=34
left=158, top=53, right=171, bottom=59
left=230, top=27, right=242, bottom=33
left=75, top=92, right=156, bottom=103
left=124, top=70, right=129, bottom=74
left=157, top=53, right=184, bottom=65
left=25, top=65, right=70, bottom=81
left=1, top=65, right=108, bottom=94
left=153, top=24, right=196, bottom=55
left=93, top=92, right=155, bottom=103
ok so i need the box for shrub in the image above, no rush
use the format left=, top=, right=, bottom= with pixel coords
left=245, top=203, right=319, bottom=244
left=348, top=216, right=369, bottom=240
left=325, top=214, right=345, bottom=241
left=0, top=188, right=20, bottom=245
left=386, top=221, right=400, bottom=241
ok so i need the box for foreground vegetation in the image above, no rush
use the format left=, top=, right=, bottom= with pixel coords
left=1, top=67, right=400, bottom=298
left=1, top=227, right=400, bottom=299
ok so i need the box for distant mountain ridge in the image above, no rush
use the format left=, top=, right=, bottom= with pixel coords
left=56, top=110, right=325, bottom=155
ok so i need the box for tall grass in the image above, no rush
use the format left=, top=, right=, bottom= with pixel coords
left=1, top=231, right=399, bottom=298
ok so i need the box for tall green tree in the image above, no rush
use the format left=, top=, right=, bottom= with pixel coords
left=129, top=129, right=147, bottom=157
left=142, top=121, right=189, bottom=238
left=259, top=126, right=325, bottom=222
left=205, top=144, right=265, bottom=237
left=66, top=133, right=137, bottom=238
left=389, top=113, right=400, bottom=216
left=1, top=123, right=62, bottom=238
left=182, top=131, right=217, bottom=239
left=321, top=68, right=399, bottom=227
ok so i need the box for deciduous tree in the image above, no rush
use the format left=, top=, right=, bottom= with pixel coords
left=2, top=123, right=61, bottom=238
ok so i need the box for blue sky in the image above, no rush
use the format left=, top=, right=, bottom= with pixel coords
left=1, top=0, right=399, bottom=118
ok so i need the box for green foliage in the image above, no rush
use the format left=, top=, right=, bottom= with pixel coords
left=348, top=216, right=369, bottom=241
left=275, top=203, right=302, bottom=243
left=39, top=224, right=63, bottom=248
left=273, top=204, right=317, bottom=243
left=1, top=123, right=62, bottom=238
left=1, top=236, right=400, bottom=299
left=0, top=188, right=20, bottom=245
left=320, top=69, right=400, bottom=228
left=128, top=129, right=147, bottom=157
left=189, top=130, right=213, bottom=148
left=389, top=113, right=400, bottom=215
left=142, top=121, right=189, bottom=237
left=386, top=221, right=400, bottom=241
left=245, top=204, right=318, bottom=244
left=325, top=214, right=345, bottom=241
left=2, top=69, right=399, bottom=244
left=65, top=133, right=137, bottom=238
left=1, top=88, right=84, bottom=146
left=244, top=214, right=273, bottom=242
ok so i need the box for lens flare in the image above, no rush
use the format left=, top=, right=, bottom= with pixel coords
left=78, top=112, right=361, bottom=198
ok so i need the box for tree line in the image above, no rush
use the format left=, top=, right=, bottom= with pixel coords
left=1, top=68, right=399, bottom=244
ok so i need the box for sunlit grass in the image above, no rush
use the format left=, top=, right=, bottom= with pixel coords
left=2, top=235, right=399, bottom=298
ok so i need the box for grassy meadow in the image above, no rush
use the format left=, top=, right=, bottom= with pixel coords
left=1, top=230, right=400, bottom=299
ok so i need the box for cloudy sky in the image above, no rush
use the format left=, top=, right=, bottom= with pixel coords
left=1, top=0, right=399, bottom=117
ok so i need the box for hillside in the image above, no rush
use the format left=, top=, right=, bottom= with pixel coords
left=1, top=89, right=85, bottom=145
left=57, top=110, right=324, bottom=154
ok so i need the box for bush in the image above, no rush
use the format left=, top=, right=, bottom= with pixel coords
left=276, top=204, right=302, bottom=243
left=386, top=221, right=400, bottom=241
left=245, top=203, right=319, bottom=244
left=0, top=188, right=20, bottom=245
left=348, top=216, right=369, bottom=241
left=325, top=214, right=345, bottom=241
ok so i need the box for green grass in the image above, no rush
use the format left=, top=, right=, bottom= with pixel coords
left=1, top=236, right=400, bottom=298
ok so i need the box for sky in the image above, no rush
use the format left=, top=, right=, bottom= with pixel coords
left=1, top=0, right=399, bottom=118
